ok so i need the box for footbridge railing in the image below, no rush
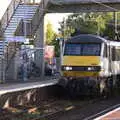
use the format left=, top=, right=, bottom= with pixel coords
left=0, top=0, right=22, bottom=32
left=0, top=0, right=42, bottom=34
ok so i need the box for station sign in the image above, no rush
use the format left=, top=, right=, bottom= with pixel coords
left=5, top=36, right=25, bottom=42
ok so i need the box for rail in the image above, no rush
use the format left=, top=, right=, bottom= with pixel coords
left=0, top=0, right=22, bottom=32
left=0, top=21, right=2, bottom=38
left=0, top=0, right=42, bottom=33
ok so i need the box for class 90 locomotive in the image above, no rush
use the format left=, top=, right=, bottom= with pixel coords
left=59, top=34, right=120, bottom=96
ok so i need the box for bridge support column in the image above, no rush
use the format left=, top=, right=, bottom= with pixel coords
left=34, top=17, right=45, bottom=80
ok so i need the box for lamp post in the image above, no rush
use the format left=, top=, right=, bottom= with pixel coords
left=113, top=12, right=118, bottom=40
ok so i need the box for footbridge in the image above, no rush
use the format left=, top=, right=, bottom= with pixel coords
left=0, top=0, right=120, bottom=82
left=47, top=0, right=120, bottom=12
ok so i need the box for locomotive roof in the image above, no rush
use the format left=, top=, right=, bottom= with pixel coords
left=65, top=34, right=120, bottom=47
left=66, top=34, right=107, bottom=43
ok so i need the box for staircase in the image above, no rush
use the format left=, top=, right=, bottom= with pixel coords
left=4, top=4, right=39, bottom=42
left=0, top=0, right=50, bottom=81
left=0, top=1, right=40, bottom=81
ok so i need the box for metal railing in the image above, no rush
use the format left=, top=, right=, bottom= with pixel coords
left=0, top=0, right=43, bottom=82
left=0, top=0, right=42, bottom=33
left=0, top=0, right=22, bottom=32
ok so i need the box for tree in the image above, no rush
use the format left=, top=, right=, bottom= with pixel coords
left=58, top=12, right=116, bottom=39
left=46, top=21, right=56, bottom=45
left=45, top=21, right=60, bottom=57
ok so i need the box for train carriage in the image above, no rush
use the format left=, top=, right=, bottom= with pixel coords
left=59, top=34, right=120, bottom=96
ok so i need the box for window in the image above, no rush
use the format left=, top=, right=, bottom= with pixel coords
left=82, top=44, right=100, bottom=56
left=64, top=43, right=101, bottom=56
left=111, top=47, right=120, bottom=61
left=64, top=44, right=82, bottom=55
left=115, top=48, right=120, bottom=61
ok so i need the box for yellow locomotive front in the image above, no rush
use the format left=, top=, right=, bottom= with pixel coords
left=60, top=34, right=107, bottom=95
left=62, top=44, right=101, bottom=78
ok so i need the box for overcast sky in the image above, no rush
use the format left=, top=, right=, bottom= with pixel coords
left=0, top=0, right=11, bottom=19
left=45, top=13, right=70, bottom=32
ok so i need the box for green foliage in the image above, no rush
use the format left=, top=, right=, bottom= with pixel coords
left=50, top=34, right=60, bottom=57
left=59, top=12, right=120, bottom=39
left=46, top=21, right=56, bottom=45
left=46, top=21, right=60, bottom=57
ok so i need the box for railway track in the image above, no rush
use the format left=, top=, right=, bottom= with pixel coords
left=32, top=97, right=103, bottom=120
left=58, top=96, right=120, bottom=120
left=1, top=97, right=120, bottom=120
left=0, top=84, right=120, bottom=120
left=0, top=95, right=101, bottom=120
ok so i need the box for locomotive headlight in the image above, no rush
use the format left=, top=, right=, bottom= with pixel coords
left=87, top=66, right=101, bottom=71
left=64, top=66, right=72, bottom=71
left=88, top=67, right=95, bottom=71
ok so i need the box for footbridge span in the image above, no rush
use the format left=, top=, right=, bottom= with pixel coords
left=47, top=0, right=120, bottom=12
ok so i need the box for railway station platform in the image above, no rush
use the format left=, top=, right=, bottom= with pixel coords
left=94, top=104, right=120, bottom=120
left=0, top=77, right=58, bottom=95
left=0, top=76, right=59, bottom=108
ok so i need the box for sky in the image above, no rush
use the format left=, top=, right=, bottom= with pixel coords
left=45, top=13, right=70, bottom=32
left=0, top=0, right=11, bottom=19
left=0, top=0, right=70, bottom=33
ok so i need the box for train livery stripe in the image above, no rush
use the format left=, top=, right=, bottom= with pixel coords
left=62, top=56, right=100, bottom=66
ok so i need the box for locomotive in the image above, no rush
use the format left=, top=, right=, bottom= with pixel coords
left=59, top=34, right=120, bottom=96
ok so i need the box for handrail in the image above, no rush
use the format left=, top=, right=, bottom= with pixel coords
left=0, top=21, right=2, bottom=38
left=1, top=0, right=22, bottom=32
left=0, top=0, right=42, bottom=34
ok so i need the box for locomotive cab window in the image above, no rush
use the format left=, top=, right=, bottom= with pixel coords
left=64, top=43, right=101, bottom=56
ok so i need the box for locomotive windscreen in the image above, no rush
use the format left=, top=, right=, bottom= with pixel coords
left=64, top=43, right=101, bottom=56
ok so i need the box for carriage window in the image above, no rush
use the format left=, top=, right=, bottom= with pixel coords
left=64, top=43, right=101, bottom=56
left=111, top=47, right=120, bottom=61
left=115, top=48, right=120, bottom=61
